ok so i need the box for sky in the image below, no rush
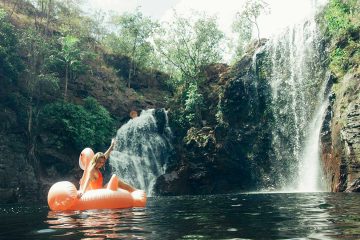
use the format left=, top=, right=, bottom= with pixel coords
left=83, top=0, right=328, bottom=39
left=83, top=0, right=180, bottom=20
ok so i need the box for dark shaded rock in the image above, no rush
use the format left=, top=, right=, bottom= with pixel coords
left=104, top=53, right=170, bottom=90
left=345, top=178, right=360, bottom=192
left=0, top=131, right=39, bottom=203
left=154, top=167, right=192, bottom=195
left=154, top=108, right=167, bottom=134
left=0, top=188, right=18, bottom=204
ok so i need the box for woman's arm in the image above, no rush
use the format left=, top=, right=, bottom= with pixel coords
left=78, top=166, right=94, bottom=198
left=104, top=138, right=116, bottom=160
left=79, top=170, right=86, bottom=190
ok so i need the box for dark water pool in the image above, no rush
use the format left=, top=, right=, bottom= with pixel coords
left=1, top=192, right=360, bottom=239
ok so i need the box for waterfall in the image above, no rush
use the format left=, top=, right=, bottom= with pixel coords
left=265, top=0, right=328, bottom=191
left=109, top=109, right=173, bottom=196
left=297, top=83, right=329, bottom=192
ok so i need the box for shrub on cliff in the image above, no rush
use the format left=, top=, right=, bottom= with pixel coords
left=40, top=97, right=114, bottom=150
left=323, top=0, right=360, bottom=77
left=0, top=9, right=23, bottom=84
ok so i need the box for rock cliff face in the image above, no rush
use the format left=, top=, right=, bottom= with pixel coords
left=155, top=40, right=274, bottom=195
left=0, top=84, right=39, bottom=203
left=321, top=73, right=360, bottom=192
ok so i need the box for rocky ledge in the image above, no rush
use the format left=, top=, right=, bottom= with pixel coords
left=321, top=73, right=360, bottom=192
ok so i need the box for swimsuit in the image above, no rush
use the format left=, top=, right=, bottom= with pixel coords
left=88, top=170, right=103, bottom=190
left=80, top=169, right=103, bottom=190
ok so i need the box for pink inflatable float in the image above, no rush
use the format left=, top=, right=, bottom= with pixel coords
left=47, top=148, right=146, bottom=211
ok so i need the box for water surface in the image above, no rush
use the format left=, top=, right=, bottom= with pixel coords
left=1, top=193, right=360, bottom=239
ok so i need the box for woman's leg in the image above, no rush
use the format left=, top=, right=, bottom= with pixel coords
left=118, top=178, right=136, bottom=192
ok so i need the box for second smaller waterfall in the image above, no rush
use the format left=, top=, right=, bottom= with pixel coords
left=109, top=109, right=173, bottom=196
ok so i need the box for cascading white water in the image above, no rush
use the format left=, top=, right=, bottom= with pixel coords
left=265, top=0, right=328, bottom=191
left=297, top=92, right=329, bottom=192
left=109, top=109, right=173, bottom=196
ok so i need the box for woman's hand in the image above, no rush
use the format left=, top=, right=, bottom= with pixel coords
left=77, top=190, right=84, bottom=199
left=111, top=138, right=116, bottom=148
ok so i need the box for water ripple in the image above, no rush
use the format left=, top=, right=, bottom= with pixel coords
left=1, top=193, right=360, bottom=239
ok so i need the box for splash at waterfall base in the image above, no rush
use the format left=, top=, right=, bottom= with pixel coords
left=47, top=174, right=146, bottom=211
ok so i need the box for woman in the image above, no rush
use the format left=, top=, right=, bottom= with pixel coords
left=77, top=139, right=136, bottom=198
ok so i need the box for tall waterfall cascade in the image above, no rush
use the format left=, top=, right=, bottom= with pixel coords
left=109, top=109, right=173, bottom=196
left=264, top=0, right=329, bottom=191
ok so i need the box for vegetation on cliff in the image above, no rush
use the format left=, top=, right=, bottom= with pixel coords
left=322, top=0, right=360, bottom=78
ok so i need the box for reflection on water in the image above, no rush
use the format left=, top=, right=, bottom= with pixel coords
left=45, top=209, right=149, bottom=239
left=1, top=193, right=360, bottom=239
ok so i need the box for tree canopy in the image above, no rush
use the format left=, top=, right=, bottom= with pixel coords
left=0, top=9, right=23, bottom=83
left=232, top=0, right=270, bottom=58
left=155, top=11, right=225, bottom=87
left=105, top=9, right=159, bottom=88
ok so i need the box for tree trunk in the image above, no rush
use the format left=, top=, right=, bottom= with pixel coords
left=45, top=0, right=52, bottom=36
left=9, top=0, right=20, bottom=18
left=128, top=40, right=137, bottom=88
left=128, top=59, right=133, bottom=88
left=148, top=68, right=153, bottom=88
left=28, top=99, right=33, bottom=137
left=254, top=18, right=260, bottom=42
left=27, top=99, right=38, bottom=170
left=64, top=64, right=68, bottom=101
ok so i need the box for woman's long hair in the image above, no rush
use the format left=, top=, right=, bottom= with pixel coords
left=90, top=152, right=106, bottom=166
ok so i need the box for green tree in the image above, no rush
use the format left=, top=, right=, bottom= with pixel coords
left=50, top=35, right=85, bottom=101
left=0, top=9, right=23, bottom=83
left=32, top=0, right=56, bottom=34
left=88, top=10, right=108, bottom=43
left=184, top=82, right=204, bottom=125
left=155, top=11, right=224, bottom=87
left=18, top=27, right=60, bottom=167
left=155, top=11, right=224, bottom=128
left=55, top=0, right=84, bottom=35
left=105, top=9, right=159, bottom=88
left=232, top=0, right=269, bottom=57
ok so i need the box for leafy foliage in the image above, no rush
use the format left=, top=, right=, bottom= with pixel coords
left=83, top=97, right=115, bottom=147
left=49, top=35, right=90, bottom=100
left=184, top=83, right=203, bottom=125
left=232, top=0, right=269, bottom=59
left=324, top=0, right=353, bottom=37
left=323, top=0, right=360, bottom=77
left=18, top=27, right=60, bottom=100
left=105, top=9, right=159, bottom=88
left=0, top=9, right=23, bottom=83
left=40, top=98, right=114, bottom=150
left=155, top=11, right=224, bottom=87
left=155, top=12, right=224, bottom=132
